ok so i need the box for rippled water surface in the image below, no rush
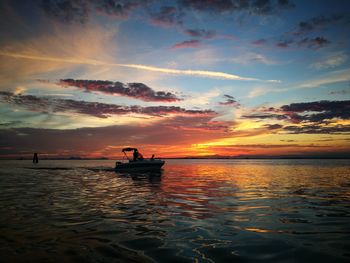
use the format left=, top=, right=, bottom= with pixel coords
left=1, top=159, right=350, bottom=262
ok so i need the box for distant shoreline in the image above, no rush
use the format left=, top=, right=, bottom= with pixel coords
left=1, top=156, right=349, bottom=160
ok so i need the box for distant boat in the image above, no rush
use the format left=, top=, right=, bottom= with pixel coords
left=115, top=147, right=165, bottom=171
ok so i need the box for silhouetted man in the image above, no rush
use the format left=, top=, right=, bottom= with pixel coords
left=133, top=149, right=138, bottom=161
left=33, top=153, right=39, bottom=163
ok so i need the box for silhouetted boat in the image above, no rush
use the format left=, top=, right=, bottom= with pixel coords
left=115, top=147, right=165, bottom=171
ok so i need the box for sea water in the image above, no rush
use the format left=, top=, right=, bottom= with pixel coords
left=0, top=159, right=349, bottom=262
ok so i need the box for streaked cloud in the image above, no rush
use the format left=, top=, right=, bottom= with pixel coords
left=219, top=95, right=240, bottom=108
left=171, top=40, right=201, bottom=49
left=283, top=124, right=350, bottom=134
left=58, top=79, right=181, bottom=102
left=0, top=51, right=272, bottom=81
left=228, top=52, right=278, bottom=65
left=0, top=91, right=215, bottom=118
left=310, top=52, right=348, bottom=70
left=297, top=68, right=350, bottom=89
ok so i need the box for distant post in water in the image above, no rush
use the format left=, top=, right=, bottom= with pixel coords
left=33, top=152, right=39, bottom=163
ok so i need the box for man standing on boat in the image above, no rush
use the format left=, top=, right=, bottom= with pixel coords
left=133, top=149, right=144, bottom=161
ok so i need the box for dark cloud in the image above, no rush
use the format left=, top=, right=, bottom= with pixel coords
left=0, top=121, right=24, bottom=128
left=279, top=100, right=350, bottom=123
left=41, top=0, right=89, bottom=24
left=283, top=124, right=350, bottom=134
left=264, top=124, right=283, bottom=130
left=0, top=91, right=214, bottom=119
left=294, top=13, right=347, bottom=36
left=159, top=116, right=235, bottom=132
left=277, top=0, right=295, bottom=8
left=298, top=36, right=330, bottom=49
left=171, top=39, right=201, bottom=49
left=275, top=13, right=349, bottom=49
left=179, top=0, right=294, bottom=15
left=93, top=0, right=148, bottom=18
left=242, top=113, right=287, bottom=120
left=242, top=100, right=350, bottom=129
left=219, top=94, right=240, bottom=108
left=58, top=79, right=180, bottom=102
left=276, top=37, right=330, bottom=49
left=329, top=89, right=350, bottom=95
left=211, top=143, right=322, bottom=148
left=41, top=0, right=150, bottom=22
left=276, top=39, right=293, bottom=48
left=252, top=38, right=267, bottom=45
left=280, top=100, right=349, bottom=113
left=184, top=29, right=216, bottom=39
left=179, top=0, right=237, bottom=13
left=149, top=6, right=182, bottom=27
left=27, top=0, right=297, bottom=27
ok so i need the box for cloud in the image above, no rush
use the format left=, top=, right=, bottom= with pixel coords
left=298, top=37, right=330, bottom=49
left=229, top=52, right=278, bottom=65
left=41, top=0, right=150, bottom=22
left=0, top=91, right=215, bottom=119
left=310, top=52, right=348, bottom=70
left=0, top=17, right=119, bottom=90
left=250, top=67, right=350, bottom=96
left=41, top=0, right=89, bottom=24
left=243, top=100, right=350, bottom=125
left=297, top=68, right=350, bottom=89
left=294, top=13, right=348, bottom=36
left=58, top=79, right=180, bottom=102
left=252, top=38, right=267, bottom=45
left=329, top=89, right=350, bottom=95
left=275, top=13, right=349, bottom=50
left=171, top=40, right=201, bottom=49
left=179, top=0, right=294, bottom=15
left=39, top=0, right=296, bottom=29
left=210, top=143, right=323, bottom=149
left=219, top=94, right=240, bottom=108
left=277, top=0, right=295, bottom=9
left=276, top=39, right=293, bottom=48
left=0, top=51, right=270, bottom=81
left=279, top=100, right=350, bottom=123
left=283, top=124, right=350, bottom=134
left=264, top=124, right=283, bottom=130
left=0, top=115, right=232, bottom=158
left=94, top=0, right=148, bottom=18
left=276, top=37, right=330, bottom=50
left=184, top=29, right=216, bottom=39
left=0, top=121, right=25, bottom=128
left=242, top=113, right=287, bottom=120
left=158, top=116, right=235, bottom=132
left=149, top=6, right=182, bottom=27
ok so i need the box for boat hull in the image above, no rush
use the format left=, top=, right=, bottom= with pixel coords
left=115, top=160, right=165, bottom=171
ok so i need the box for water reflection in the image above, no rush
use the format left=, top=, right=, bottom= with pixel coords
left=116, top=169, right=163, bottom=184
left=0, top=159, right=349, bottom=262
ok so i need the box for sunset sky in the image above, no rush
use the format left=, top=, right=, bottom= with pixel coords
left=0, top=0, right=350, bottom=158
